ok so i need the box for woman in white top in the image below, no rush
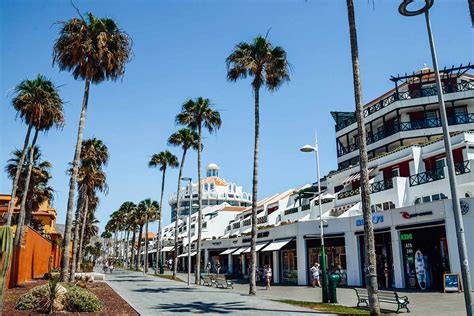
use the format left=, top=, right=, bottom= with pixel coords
left=264, top=265, right=272, bottom=290
left=310, top=262, right=320, bottom=288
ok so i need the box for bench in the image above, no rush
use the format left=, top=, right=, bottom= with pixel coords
left=200, top=274, right=214, bottom=286
left=354, top=288, right=410, bottom=314
left=214, top=274, right=233, bottom=289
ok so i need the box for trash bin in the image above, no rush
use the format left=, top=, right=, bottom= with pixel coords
left=328, top=273, right=342, bottom=303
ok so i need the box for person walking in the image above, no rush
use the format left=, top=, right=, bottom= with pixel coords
left=264, top=265, right=272, bottom=290
left=206, top=261, right=211, bottom=274
left=216, top=261, right=221, bottom=275
left=310, top=262, right=321, bottom=288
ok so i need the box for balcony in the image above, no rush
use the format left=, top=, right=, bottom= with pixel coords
left=232, top=222, right=240, bottom=229
left=337, top=179, right=394, bottom=200
left=243, top=219, right=251, bottom=227
left=337, top=112, right=474, bottom=157
left=409, top=168, right=444, bottom=187
left=455, top=160, right=471, bottom=175
left=284, top=206, right=299, bottom=215
left=336, top=81, right=474, bottom=131
left=257, top=215, right=268, bottom=224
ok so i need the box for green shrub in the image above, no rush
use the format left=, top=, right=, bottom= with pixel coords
left=15, top=293, right=39, bottom=310
left=65, top=285, right=101, bottom=312
left=80, top=261, right=94, bottom=272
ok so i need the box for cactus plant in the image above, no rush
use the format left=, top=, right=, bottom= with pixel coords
left=0, top=226, right=14, bottom=311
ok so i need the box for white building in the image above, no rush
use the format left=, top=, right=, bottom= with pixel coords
left=163, top=64, right=474, bottom=291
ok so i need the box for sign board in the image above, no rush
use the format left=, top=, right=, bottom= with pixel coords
left=356, top=214, right=384, bottom=226
left=444, top=273, right=461, bottom=293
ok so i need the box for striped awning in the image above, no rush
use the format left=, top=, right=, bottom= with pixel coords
left=243, top=243, right=269, bottom=254
left=342, top=168, right=374, bottom=186
left=220, top=248, right=238, bottom=255
left=177, top=252, right=197, bottom=258
left=232, top=247, right=247, bottom=255
left=161, top=246, right=174, bottom=252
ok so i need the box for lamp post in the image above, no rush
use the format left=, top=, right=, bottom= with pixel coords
left=301, top=137, right=328, bottom=303
left=399, top=1, right=472, bottom=314
left=181, top=177, right=193, bottom=286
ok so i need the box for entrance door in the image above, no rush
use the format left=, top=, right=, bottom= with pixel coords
left=359, top=232, right=394, bottom=289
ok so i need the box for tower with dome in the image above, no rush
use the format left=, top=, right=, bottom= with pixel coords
left=169, top=163, right=252, bottom=221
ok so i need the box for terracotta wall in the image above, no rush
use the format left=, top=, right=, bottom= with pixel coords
left=6, top=227, right=60, bottom=288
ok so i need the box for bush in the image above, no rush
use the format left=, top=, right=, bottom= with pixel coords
left=80, top=261, right=94, bottom=272
left=15, top=293, right=39, bottom=310
left=66, top=285, right=101, bottom=312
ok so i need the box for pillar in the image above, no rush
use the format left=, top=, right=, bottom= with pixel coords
left=390, top=228, right=404, bottom=288
left=296, top=236, right=307, bottom=285
left=204, top=248, right=209, bottom=267
left=272, top=251, right=280, bottom=284
left=344, top=232, right=362, bottom=286
left=228, top=254, right=233, bottom=274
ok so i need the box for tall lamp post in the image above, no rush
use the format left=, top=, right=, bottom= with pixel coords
left=301, top=137, right=328, bottom=303
left=399, top=1, right=473, bottom=314
left=181, top=177, right=193, bottom=286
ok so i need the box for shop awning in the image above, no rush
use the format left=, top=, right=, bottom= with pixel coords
left=243, top=243, right=268, bottom=254
left=261, top=239, right=293, bottom=252
left=140, top=249, right=157, bottom=255
left=220, top=248, right=238, bottom=255
left=161, top=246, right=174, bottom=252
left=342, top=168, right=374, bottom=186
left=232, top=247, right=247, bottom=255
left=177, top=252, right=197, bottom=258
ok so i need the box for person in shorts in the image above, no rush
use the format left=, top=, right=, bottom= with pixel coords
left=310, top=262, right=320, bottom=288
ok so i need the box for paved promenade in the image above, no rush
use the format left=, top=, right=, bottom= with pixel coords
left=105, top=269, right=326, bottom=315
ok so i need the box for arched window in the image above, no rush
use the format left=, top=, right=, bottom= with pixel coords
left=204, top=183, right=208, bottom=191
left=210, top=182, right=215, bottom=190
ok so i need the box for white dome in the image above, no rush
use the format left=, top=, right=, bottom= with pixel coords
left=207, top=163, right=219, bottom=170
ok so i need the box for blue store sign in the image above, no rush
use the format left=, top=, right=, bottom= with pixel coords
left=356, top=214, right=384, bottom=226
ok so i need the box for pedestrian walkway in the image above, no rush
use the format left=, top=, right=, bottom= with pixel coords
left=105, top=269, right=327, bottom=315
left=163, top=271, right=470, bottom=315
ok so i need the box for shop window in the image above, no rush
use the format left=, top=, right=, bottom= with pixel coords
left=422, top=196, right=431, bottom=203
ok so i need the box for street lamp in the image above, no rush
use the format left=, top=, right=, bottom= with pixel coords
left=300, top=139, right=329, bottom=303
left=181, top=177, right=193, bottom=286
left=399, top=1, right=472, bottom=314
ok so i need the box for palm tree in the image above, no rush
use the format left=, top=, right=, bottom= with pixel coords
left=6, top=75, right=63, bottom=236
left=345, top=0, right=380, bottom=313
left=149, top=150, right=178, bottom=274
left=53, top=12, right=132, bottom=281
left=226, top=36, right=289, bottom=294
left=167, top=129, right=198, bottom=277
left=137, top=199, right=159, bottom=273
left=71, top=138, right=109, bottom=275
left=176, top=98, right=221, bottom=284
left=5, top=147, right=54, bottom=227
left=114, top=201, right=137, bottom=269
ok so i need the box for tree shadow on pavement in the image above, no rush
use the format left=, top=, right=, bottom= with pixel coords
left=153, top=301, right=321, bottom=314
left=133, top=287, right=218, bottom=294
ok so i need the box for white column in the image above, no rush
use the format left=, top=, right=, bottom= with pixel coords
left=242, top=255, right=246, bottom=276
left=296, top=235, right=307, bottom=285
left=204, top=249, right=209, bottom=267
left=344, top=232, right=362, bottom=286
left=273, top=251, right=280, bottom=284
left=390, top=228, right=404, bottom=288
left=228, top=254, right=233, bottom=274
left=445, top=206, right=461, bottom=276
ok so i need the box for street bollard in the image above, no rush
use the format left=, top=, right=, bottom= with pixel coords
left=328, top=273, right=342, bottom=303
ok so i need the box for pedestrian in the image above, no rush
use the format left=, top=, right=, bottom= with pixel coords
left=310, top=262, right=321, bottom=288
left=216, top=261, right=221, bottom=275
left=264, top=265, right=272, bottom=290
left=206, top=261, right=212, bottom=274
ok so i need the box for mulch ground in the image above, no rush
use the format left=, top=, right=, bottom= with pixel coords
left=2, top=280, right=138, bottom=315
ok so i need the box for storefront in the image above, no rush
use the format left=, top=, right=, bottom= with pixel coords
left=357, top=228, right=394, bottom=289
left=306, top=234, right=347, bottom=285
left=280, top=240, right=298, bottom=284
left=208, top=249, right=228, bottom=273
left=397, top=221, right=450, bottom=291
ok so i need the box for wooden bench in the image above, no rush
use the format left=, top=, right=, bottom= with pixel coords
left=200, top=274, right=214, bottom=286
left=354, top=288, right=410, bottom=314
left=214, top=274, right=233, bottom=289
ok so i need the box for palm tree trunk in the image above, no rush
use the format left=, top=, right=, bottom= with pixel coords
left=130, top=227, right=136, bottom=269
left=249, top=87, right=260, bottom=295
left=71, top=190, right=85, bottom=274
left=346, top=1, right=380, bottom=314
left=125, top=230, right=130, bottom=269
left=136, top=224, right=143, bottom=270
left=144, top=215, right=149, bottom=273
left=78, top=198, right=89, bottom=270
left=14, top=128, right=39, bottom=247
left=156, top=167, right=167, bottom=274
left=62, top=78, right=91, bottom=282
left=173, top=149, right=187, bottom=278
left=6, top=122, right=33, bottom=226
left=195, top=126, right=203, bottom=285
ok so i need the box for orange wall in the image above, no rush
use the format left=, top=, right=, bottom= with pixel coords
left=6, top=227, right=60, bottom=288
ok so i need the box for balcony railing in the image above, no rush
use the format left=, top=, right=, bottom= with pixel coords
left=336, top=81, right=474, bottom=131
left=409, top=168, right=444, bottom=187
left=232, top=222, right=240, bottom=229
left=284, top=207, right=299, bottom=215
left=243, top=219, right=251, bottom=227
left=337, top=179, right=394, bottom=200
left=257, top=216, right=268, bottom=224
left=337, top=112, right=474, bottom=157
left=455, top=160, right=471, bottom=175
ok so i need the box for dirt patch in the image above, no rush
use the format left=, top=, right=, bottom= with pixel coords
left=2, top=280, right=138, bottom=315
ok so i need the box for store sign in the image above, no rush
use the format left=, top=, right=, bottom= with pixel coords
left=400, top=233, right=413, bottom=241
left=356, top=214, right=384, bottom=226
left=400, top=211, right=433, bottom=219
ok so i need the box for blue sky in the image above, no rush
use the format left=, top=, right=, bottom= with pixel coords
left=1, top=0, right=472, bottom=232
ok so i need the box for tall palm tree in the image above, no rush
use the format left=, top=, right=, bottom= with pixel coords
left=134, top=207, right=146, bottom=271
left=176, top=98, right=221, bottom=284
left=71, top=138, right=109, bottom=275
left=345, top=0, right=380, bottom=313
left=6, top=75, right=63, bottom=231
left=53, top=12, right=132, bottom=281
left=226, top=36, right=289, bottom=295
left=114, top=201, right=137, bottom=269
left=5, top=147, right=54, bottom=227
left=149, top=150, right=178, bottom=274
left=137, top=199, right=159, bottom=273
left=167, top=129, right=198, bottom=277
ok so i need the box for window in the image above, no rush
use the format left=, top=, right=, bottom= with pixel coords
left=204, top=183, right=208, bottom=191
left=210, top=183, right=215, bottom=190
left=391, top=168, right=400, bottom=178
left=422, top=196, right=431, bottom=203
